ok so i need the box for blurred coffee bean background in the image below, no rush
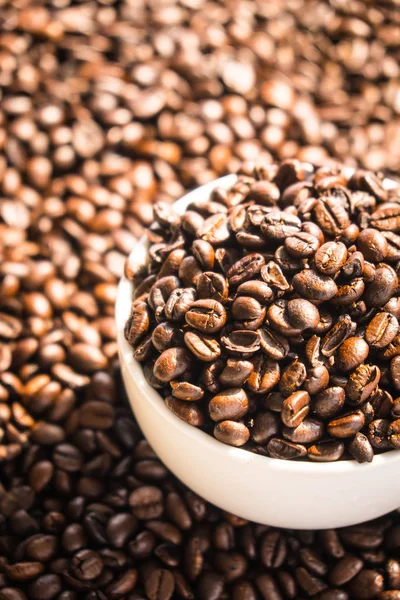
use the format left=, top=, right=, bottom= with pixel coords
left=1, top=1, right=400, bottom=599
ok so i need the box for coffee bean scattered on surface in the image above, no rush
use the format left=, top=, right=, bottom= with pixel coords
left=126, top=160, right=400, bottom=462
left=2, top=1, right=400, bottom=598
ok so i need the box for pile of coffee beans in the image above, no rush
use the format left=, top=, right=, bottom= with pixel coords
left=2, top=0, right=400, bottom=598
left=125, top=160, right=400, bottom=463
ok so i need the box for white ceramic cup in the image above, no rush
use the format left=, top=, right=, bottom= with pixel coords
left=116, top=173, right=400, bottom=530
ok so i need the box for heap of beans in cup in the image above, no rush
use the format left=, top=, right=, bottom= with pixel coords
left=125, top=160, right=400, bottom=463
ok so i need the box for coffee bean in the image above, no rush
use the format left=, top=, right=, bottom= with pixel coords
left=314, top=242, right=348, bottom=276
left=28, top=574, right=62, bottom=600
left=129, top=486, right=164, bottom=520
left=152, top=323, right=181, bottom=353
left=247, top=355, right=280, bottom=394
left=308, top=441, right=345, bottom=462
left=170, top=381, right=204, bottom=402
left=219, top=359, right=254, bottom=388
left=366, top=313, right=399, bottom=348
left=348, top=433, right=374, bottom=463
left=345, top=364, right=381, bottom=405
left=221, top=329, right=261, bottom=356
left=196, top=571, right=224, bottom=600
left=71, top=549, right=103, bottom=581
left=251, top=412, right=279, bottom=444
left=260, top=531, right=287, bottom=568
left=364, top=264, right=398, bottom=308
left=79, top=401, right=115, bottom=430
left=293, top=269, right=338, bottom=302
left=237, top=280, right=274, bottom=304
left=304, top=365, right=330, bottom=395
left=5, top=562, right=44, bottom=581
left=197, top=272, right=228, bottom=304
left=357, top=229, right=388, bottom=263
left=125, top=302, right=150, bottom=346
left=285, top=232, right=320, bottom=258
left=259, top=328, right=289, bottom=360
left=185, top=300, right=226, bottom=333
left=279, top=360, right=307, bottom=397
left=227, top=254, right=265, bottom=287
left=315, top=387, right=345, bottom=419
left=261, top=211, right=301, bottom=240
left=267, top=438, right=307, bottom=460
left=184, top=331, right=221, bottom=362
left=153, top=348, right=192, bottom=383
left=209, top=388, right=249, bottom=422
left=164, top=288, right=196, bottom=322
left=287, top=299, right=320, bottom=330
left=165, top=396, right=204, bottom=427
left=327, top=411, right=365, bottom=438
left=283, top=418, right=323, bottom=444
left=281, top=391, right=310, bottom=428
left=214, top=421, right=250, bottom=447
left=348, top=569, right=384, bottom=599
left=336, top=337, right=369, bottom=373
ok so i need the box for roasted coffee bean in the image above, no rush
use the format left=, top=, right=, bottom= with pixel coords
left=129, top=486, right=164, bottom=520
left=283, top=418, right=324, bottom=444
left=170, top=381, right=204, bottom=402
left=267, top=438, right=307, bottom=460
left=267, top=301, right=302, bottom=337
left=336, top=337, right=369, bottom=373
left=261, top=211, right=301, bottom=240
left=304, top=365, right=330, bottom=396
left=237, top=280, right=274, bottom=304
left=232, top=296, right=263, bottom=322
left=192, top=240, right=215, bottom=271
left=227, top=254, right=265, bottom=287
left=261, top=262, right=290, bottom=293
left=279, top=360, right=307, bottom=397
left=329, top=556, right=364, bottom=586
left=292, top=269, right=338, bottom=302
left=259, top=328, right=289, bottom=360
left=285, top=232, right=320, bottom=258
left=152, top=323, right=181, bottom=353
left=153, top=348, right=192, bottom=383
left=165, top=396, right=204, bottom=427
left=367, top=313, right=399, bottom=350
left=364, top=264, right=398, bottom=308
left=348, top=569, right=384, bottom=599
left=348, top=433, right=374, bottom=463
left=247, top=355, right=280, bottom=394
left=308, top=441, right=345, bottom=462
left=281, top=391, right=310, bottom=428
left=327, top=411, right=365, bottom=438
left=219, top=360, right=254, bottom=388
left=214, top=421, right=250, bottom=447
left=260, top=530, right=287, bottom=569
left=209, top=388, right=249, bottom=422
left=144, top=568, right=175, bottom=600
left=287, top=299, right=320, bottom=330
left=197, top=272, right=229, bottom=304
left=314, top=388, right=345, bottom=419
left=357, top=229, right=388, bottom=263
left=314, top=242, right=347, bottom=276
left=185, top=300, right=226, bottom=333
left=125, top=302, right=150, bottom=347
left=221, top=329, right=261, bottom=356
left=345, top=364, right=381, bottom=405
left=184, top=331, right=221, bottom=362
left=164, top=288, right=196, bottom=323
left=251, top=413, right=279, bottom=444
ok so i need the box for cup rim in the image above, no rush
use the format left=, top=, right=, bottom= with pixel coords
left=115, top=172, right=400, bottom=474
